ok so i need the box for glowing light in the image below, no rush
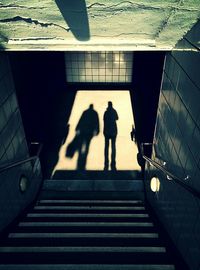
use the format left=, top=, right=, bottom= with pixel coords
left=184, top=175, right=190, bottom=181
left=150, top=177, right=160, bottom=192
left=166, top=175, right=173, bottom=181
left=19, top=175, right=29, bottom=193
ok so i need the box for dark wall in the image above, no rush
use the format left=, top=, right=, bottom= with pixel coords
left=9, top=52, right=71, bottom=143
left=130, top=51, right=165, bottom=149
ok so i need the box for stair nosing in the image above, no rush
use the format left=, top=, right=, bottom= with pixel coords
left=18, top=221, right=154, bottom=227
left=8, top=232, right=159, bottom=238
left=27, top=213, right=149, bottom=218
left=39, top=200, right=143, bottom=204
left=0, top=264, right=176, bottom=270
left=0, top=246, right=166, bottom=253
left=34, top=206, right=146, bottom=210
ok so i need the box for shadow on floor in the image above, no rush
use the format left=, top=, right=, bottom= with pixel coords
left=52, top=170, right=142, bottom=180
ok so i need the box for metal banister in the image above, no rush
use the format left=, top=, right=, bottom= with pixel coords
left=0, top=142, right=43, bottom=174
left=141, top=143, right=200, bottom=200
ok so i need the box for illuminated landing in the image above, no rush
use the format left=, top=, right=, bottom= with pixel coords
left=52, top=90, right=140, bottom=177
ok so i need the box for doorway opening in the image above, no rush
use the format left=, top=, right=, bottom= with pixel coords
left=52, top=90, right=140, bottom=178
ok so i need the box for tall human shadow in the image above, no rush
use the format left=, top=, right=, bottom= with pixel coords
left=103, top=101, right=119, bottom=171
left=66, top=104, right=99, bottom=170
left=55, top=0, right=90, bottom=41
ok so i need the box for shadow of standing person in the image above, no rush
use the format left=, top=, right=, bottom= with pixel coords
left=74, top=104, right=99, bottom=170
left=103, top=101, right=119, bottom=170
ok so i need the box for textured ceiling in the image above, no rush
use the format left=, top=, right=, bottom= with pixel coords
left=0, top=0, right=199, bottom=51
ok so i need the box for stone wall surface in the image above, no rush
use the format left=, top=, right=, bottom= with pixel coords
left=0, top=0, right=199, bottom=50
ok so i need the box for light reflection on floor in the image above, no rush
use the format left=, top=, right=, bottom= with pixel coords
left=52, top=90, right=140, bottom=176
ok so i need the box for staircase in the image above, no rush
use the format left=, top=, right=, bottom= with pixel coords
left=0, top=183, right=178, bottom=270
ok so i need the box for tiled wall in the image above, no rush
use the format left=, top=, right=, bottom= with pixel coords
left=145, top=21, right=200, bottom=270
left=65, top=51, right=133, bottom=83
left=0, top=53, right=42, bottom=232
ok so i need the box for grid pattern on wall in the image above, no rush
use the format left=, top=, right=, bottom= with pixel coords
left=154, top=53, right=200, bottom=191
left=0, top=53, right=43, bottom=232
left=146, top=22, right=200, bottom=270
left=65, top=51, right=133, bottom=83
left=0, top=54, right=28, bottom=166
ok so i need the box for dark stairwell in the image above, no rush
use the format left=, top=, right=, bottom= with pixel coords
left=0, top=172, right=188, bottom=269
left=1, top=47, right=197, bottom=269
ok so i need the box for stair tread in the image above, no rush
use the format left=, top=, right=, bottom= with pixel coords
left=0, top=264, right=176, bottom=270
left=27, top=213, right=149, bottom=218
left=8, top=232, right=159, bottom=238
left=0, top=197, right=178, bottom=269
left=0, top=252, right=174, bottom=264
left=39, top=200, right=143, bottom=204
left=34, top=206, right=146, bottom=210
left=18, top=221, right=154, bottom=227
left=0, top=246, right=166, bottom=252
left=42, top=179, right=144, bottom=192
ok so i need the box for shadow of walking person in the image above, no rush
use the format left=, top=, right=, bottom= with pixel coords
left=103, top=101, right=119, bottom=171
left=66, top=104, right=99, bottom=170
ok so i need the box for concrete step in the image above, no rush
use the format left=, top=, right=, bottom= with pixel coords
left=32, top=206, right=147, bottom=214
left=38, top=199, right=144, bottom=205
left=39, top=191, right=144, bottom=200
left=34, top=206, right=146, bottom=211
left=0, top=246, right=166, bottom=253
left=0, top=247, right=172, bottom=264
left=0, top=197, right=177, bottom=269
left=0, top=264, right=176, bottom=270
left=27, top=213, right=149, bottom=218
left=3, top=232, right=162, bottom=247
left=14, top=221, right=155, bottom=233
left=18, top=221, right=154, bottom=227
left=8, top=232, right=159, bottom=239
left=4, top=231, right=162, bottom=247
left=42, top=179, right=144, bottom=192
left=23, top=212, right=151, bottom=223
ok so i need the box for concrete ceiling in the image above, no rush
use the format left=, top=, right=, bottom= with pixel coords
left=0, top=0, right=199, bottom=51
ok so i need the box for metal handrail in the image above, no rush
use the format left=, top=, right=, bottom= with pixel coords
left=141, top=143, right=200, bottom=200
left=0, top=142, right=43, bottom=174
